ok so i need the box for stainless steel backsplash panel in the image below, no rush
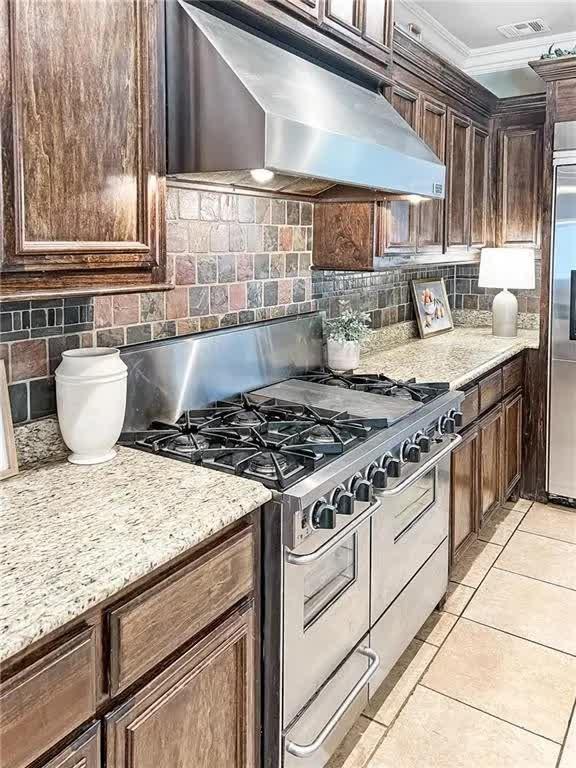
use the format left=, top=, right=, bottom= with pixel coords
left=120, top=313, right=324, bottom=430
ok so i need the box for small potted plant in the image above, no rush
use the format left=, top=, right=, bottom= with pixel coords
left=325, top=309, right=371, bottom=371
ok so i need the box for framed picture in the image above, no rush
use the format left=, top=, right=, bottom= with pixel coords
left=0, top=360, right=19, bottom=480
left=411, top=277, right=454, bottom=339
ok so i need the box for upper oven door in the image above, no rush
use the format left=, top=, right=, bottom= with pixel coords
left=283, top=507, right=375, bottom=727
left=371, top=450, right=451, bottom=622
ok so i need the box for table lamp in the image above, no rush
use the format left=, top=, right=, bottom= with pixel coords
left=478, top=248, right=535, bottom=337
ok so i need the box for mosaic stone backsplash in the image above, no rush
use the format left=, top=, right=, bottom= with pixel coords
left=0, top=187, right=541, bottom=425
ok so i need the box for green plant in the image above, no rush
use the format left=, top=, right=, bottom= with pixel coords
left=326, top=310, right=372, bottom=343
left=540, top=42, right=576, bottom=60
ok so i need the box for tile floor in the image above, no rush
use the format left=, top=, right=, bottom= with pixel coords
left=328, top=500, right=576, bottom=768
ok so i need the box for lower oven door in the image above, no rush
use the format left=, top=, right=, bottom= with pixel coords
left=284, top=638, right=380, bottom=768
left=283, top=509, right=374, bottom=726
left=371, top=446, right=453, bottom=622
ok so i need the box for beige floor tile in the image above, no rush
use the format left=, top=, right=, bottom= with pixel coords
left=479, top=506, right=525, bottom=546
left=502, top=498, right=532, bottom=513
left=464, top=568, right=576, bottom=655
left=559, top=710, right=576, bottom=768
left=443, top=581, right=476, bottom=616
left=326, top=715, right=387, bottom=768
left=450, top=539, right=502, bottom=588
left=365, top=639, right=437, bottom=726
left=370, top=686, right=560, bottom=768
left=415, top=610, right=458, bottom=646
left=422, top=618, right=576, bottom=742
left=520, top=502, right=576, bottom=545
left=496, top=530, right=576, bottom=591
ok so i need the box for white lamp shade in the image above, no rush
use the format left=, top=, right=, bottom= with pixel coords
left=478, top=248, right=535, bottom=290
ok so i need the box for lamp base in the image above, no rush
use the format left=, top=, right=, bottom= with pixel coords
left=492, top=288, right=518, bottom=337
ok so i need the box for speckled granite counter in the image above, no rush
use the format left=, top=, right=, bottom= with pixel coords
left=358, top=327, right=539, bottom=390
left=0, top=448, right=271, bottom=662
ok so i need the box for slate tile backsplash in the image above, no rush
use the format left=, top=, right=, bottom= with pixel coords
left=1, top=187, right=541, bottom=425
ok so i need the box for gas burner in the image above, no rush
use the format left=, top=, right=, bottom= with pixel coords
left=229, top=411, right=263, bottom=427
left=168, top=433, right=211, bottom=452
left=248, top=451, right=289, bottom=476
left=305, top=425, right=337, bottom=444
left=294, top=369, right=449, bottom=404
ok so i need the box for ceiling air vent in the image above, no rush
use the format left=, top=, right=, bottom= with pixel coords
left=497, top=19, right=551, bottom=39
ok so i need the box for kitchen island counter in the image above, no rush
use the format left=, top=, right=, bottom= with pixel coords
left=0, top=446, right=271, bottom=663
left=358, top=327, right=539, bottom=389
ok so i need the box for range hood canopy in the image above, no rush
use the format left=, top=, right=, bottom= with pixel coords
left=166, top=1, right=446, bottom=201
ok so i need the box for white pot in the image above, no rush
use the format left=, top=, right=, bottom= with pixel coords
left=326, top=339, right=361, bottom=371
left=55, top=348, right=127, bottom=465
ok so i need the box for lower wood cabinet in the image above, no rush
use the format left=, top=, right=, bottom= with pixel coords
left=450, top=427, right=479, bottom=562
left=106, top=608, right=255, bottom=768
left=479, top=405, right=504, bottom=523
left=503, top=391, right=523, bottom=497
left=38, top=723, right=100, bottom=768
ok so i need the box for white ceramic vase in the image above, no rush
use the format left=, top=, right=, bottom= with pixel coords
left=326, top=339, right=361, bottom=371
left=55, top=348, right=127, bottom=465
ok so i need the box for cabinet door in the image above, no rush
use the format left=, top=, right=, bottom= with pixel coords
left=362, top=0, right=393, bottom=50
left=450, top=427, right=480, bottom=563
left=479, top=406, right=504, bottom=522
left=276, top=0, right=320, bottom=19
left=470, top=126, right=490, bottom=248
left=0, top=0, right=166, bottom=295
left=446, top=111, right=472, bottom=251
left=106, top=609, right=255, bottom=768
left=323, top=0, right=361, bottom=34
left=503, top=391, right=522, bottom=497
left=39, top=723, right=100, bottom=768
left=418, top=98, right=447, bottom=253
left=497, top=126, right=542, bottom=248
left=382, top=87, right=420, bottom=254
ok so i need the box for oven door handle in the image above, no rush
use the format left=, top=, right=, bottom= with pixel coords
left=285, top=499, right=381, bottom=566
left=285, top=646, right=380, bottom=759
left=375, top=434, right=462, bottom=499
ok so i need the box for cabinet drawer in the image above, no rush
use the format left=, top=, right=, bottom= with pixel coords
left=109, top=526, right=253, bottom=694
left=0, top=627, right=97, bottom=768
left=479, top=369, right=503, bottom=414
left=503, top=356, right=523, bottom=395
left=460, top=385, right=479, bottom=428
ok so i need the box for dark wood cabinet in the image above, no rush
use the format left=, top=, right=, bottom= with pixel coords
left=0, top=0, right=167, bottom=296
left=478, top=405, right=504, bottom=523
left=470, top=126, right=490, bottom=248
left=38, top=723, right=100, bottom=768
left=497, top=125, right=542, bottom=248
left=418, top=98, right=447, bottom=253
left=446, top=111, right=472, bottom=251
left=503, top=391, right=523, bottom=497
left=106, top=609, right=255, bottom=768
left=321, top=0, right=392, bottom=58
left=450, top=427, right=479, bottom=563
left=276, top=0, right=320, bottom=19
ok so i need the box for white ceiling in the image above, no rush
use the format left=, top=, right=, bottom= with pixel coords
left=395, top=0, right=576, bottom=96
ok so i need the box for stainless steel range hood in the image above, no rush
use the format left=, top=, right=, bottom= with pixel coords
left=166, top=1, right=446, bottom=201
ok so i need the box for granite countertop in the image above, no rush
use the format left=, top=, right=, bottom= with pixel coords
left=358, top=327, right=539, bottom=390
left=0, top=447, right=272, bottom=663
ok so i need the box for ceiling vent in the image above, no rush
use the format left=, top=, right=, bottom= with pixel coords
left=497, top=18, right=551, bottom=39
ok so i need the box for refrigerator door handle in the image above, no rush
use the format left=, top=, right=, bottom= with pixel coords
left=570, top=271, right=576, bottom=342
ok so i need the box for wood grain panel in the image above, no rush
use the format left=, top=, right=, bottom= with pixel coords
left=39, top=722, right=100, bottom=768
left=479, top=405, right=503, bottom=521
left=498, top=126, right=542, bottom=247
left=554, top=78, right=576, bottom=121
left=446, top=111, right=471, bottom=248
left=470, top=126, right=489, bottom=246
left=478, top=369, right=503, bottom=414
left=313, top=202, right=374, bottom=269
left=0, top=0, right=166, bottom=293
left=450, top=427, right=479, bottom=562
left=363, top=0, right=392, bottom=50
left=460, top=385, right=479, bottom=429
left=106, top=609, right=255, bottom=768
left=0, top=627, right=97, bottom=768
left=502, top=355, right=523, bottom=395
left=503, top=391, right=522, bottom=497
left=109, top=527, right=253, bottom=694
left=418, top=98, right=446, bottom=250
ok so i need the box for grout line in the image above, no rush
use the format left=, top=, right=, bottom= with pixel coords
left=555, top=697, right=576, bottom=768
left=418, top=683, right=564, bottom=746
left=492, top=565, right=576, bottom=593
left=517, top=527, right=576, bottom=547
left=461, top=615, right=576, bottom=659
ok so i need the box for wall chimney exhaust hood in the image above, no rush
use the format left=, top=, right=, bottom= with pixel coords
left=166, top=1, right=446, bottom=201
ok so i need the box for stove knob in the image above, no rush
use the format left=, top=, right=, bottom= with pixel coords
left=368, top=464, right=388, bottom=490
left=310, top=500, right=337, bottom=530
left=401, top=439, right=421, bottom=463
left=332, top=487, right=355, bottom=516
left=382, top=454, right=401, bottom=478
left=449, top=409, right=464, bottom=428
left=415, top=433, right=432, bottom=453
left=351, top=476, right=372, bottom=503
left=440, top=416, right=456, bottom=434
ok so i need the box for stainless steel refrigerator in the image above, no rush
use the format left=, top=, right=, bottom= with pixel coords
left=548, top=121, right=576, bottom=501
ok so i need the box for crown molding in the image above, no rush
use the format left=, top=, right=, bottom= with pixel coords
left=462, top=31, right=576, bottom=75
left=530, top=55, right=576, bottom=82
left=395, top=0, right=470, bottom=67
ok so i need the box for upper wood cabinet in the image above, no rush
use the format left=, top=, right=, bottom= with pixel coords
left=446, top=111, right=472, bottom=251
left=321, top=0, right=393, bottom=61
left=418, top=98, right=447, bottom=254
left=276, top=0, right=320, bottom=19
left=497, top=125, right=542, bottom=248
left=0, top=0, right=166, bottom=296
left=470, top=126, right=490, bottom=248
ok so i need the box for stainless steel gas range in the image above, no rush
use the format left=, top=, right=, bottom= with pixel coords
left=119, top=313, right=464, bottom=768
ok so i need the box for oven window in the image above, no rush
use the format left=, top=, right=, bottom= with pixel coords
left=392, top=470, right=436, bottom=541
left=303, top=536, right=357, bottom=629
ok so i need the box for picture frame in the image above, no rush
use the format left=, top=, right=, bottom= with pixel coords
left=0, top=360, right=19, bottom=481
left=411, top=277, right=454, bottom=339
